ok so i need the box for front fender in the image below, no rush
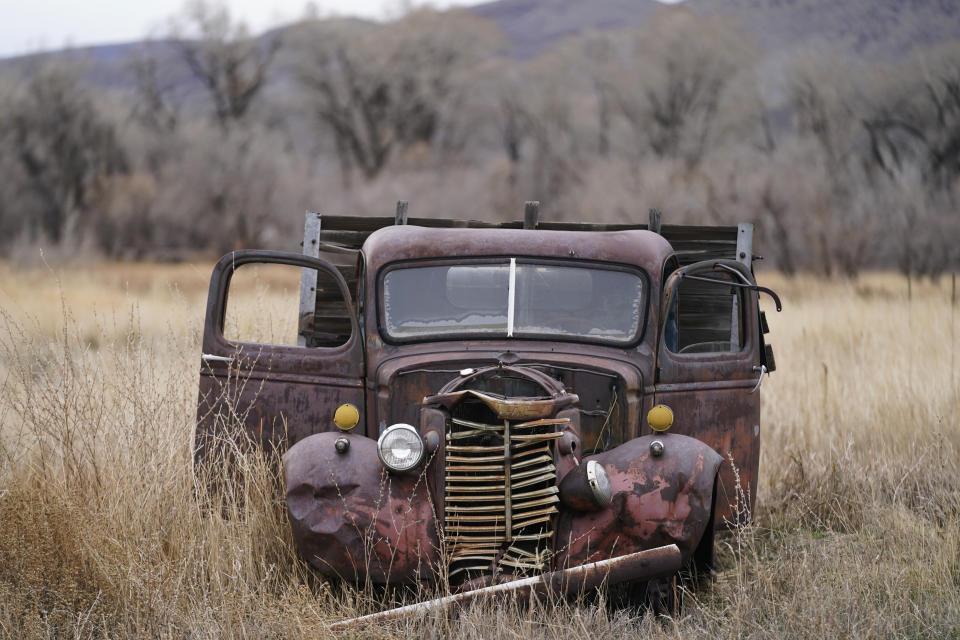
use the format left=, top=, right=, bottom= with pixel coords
left=283, top=432, right=439, bottom=584
left=554, top=433, right=721, bottom=568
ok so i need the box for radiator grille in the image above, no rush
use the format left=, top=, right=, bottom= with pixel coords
left=444, top=415, right=566, bottom=580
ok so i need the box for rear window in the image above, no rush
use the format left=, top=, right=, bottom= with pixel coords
left=381, top=259, right=646, bottom=344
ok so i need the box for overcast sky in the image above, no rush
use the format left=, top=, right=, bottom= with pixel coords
left=0, top=0, right=481, bottom=58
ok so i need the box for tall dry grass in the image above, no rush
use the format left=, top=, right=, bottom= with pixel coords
left=0, top=262, right=958, bottom=638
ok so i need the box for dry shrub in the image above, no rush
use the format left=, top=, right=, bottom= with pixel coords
left=0, top=265, right=959, bottom=638
left=0, top=276, right=323, bottom=637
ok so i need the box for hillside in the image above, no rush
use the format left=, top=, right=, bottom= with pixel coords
left=472, top=0, right=662, bottom=58
left=3, top=0, right=958, bottom=89
left=687, top=0, right=960, bottom=59
left=474, top=0, right=960, bottom=59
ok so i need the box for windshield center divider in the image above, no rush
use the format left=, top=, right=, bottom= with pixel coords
left=507, top=257, right=517, bottom=337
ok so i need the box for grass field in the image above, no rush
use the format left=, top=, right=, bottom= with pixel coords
left=0, top=261, right=958, bottom=639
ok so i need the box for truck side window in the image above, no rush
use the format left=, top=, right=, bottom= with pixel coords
left=223, top=263, right=351, bottom=347
left=669, top=270, right=744, bottom=354
left=662, top=256, right=680, bottom=352
left=306, top=266, right=353, bottom=347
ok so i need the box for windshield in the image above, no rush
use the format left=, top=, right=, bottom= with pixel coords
left=382, top=260, right=646, bottom=344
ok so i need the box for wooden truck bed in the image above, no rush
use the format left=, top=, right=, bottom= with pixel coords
left=297, top=203, right=753, bottom=347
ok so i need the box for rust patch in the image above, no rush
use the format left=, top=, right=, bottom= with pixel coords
left=555, top=433, right=721, bottom=568
left=284, top=432, right=439, bottom=584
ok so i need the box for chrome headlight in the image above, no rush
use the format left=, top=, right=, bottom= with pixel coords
left=558, top=459, right=613, bottom=512
left=586, top=460, right=612, bottom=508
left=377, top=423, right=424, bottom=472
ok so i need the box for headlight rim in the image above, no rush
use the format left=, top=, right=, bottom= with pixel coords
left=376, top=423, right=425, bottom=473
left=585, top=459, right=613, bottom=508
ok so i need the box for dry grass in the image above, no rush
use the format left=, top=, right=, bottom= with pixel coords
left=0, top=261, right=958, bottom=639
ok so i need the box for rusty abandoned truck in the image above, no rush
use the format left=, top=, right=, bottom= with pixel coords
left=195, top=204, right=780, bottom=604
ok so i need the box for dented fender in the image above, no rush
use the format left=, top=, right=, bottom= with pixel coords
left=554, top=433, right=722, bottom=568
left=283, top=432, right=438, bottom=584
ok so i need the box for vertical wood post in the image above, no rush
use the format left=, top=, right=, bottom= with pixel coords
left=523, top=201, right=539, bottom=229
left=395, top=200, right=409, bottom=226
left=735, top=223, right=754, bottom=269
left=648, top=208, right=662, bottom=235
left=732, top=223, right=754, bottom=349
left=298, top=211, right=322, bottom=346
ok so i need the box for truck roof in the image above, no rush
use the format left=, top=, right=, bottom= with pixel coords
left=361, top=226, right=675, bottom=275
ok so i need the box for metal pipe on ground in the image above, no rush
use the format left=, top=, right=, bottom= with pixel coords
left=328, top=544, right=682, bottom=632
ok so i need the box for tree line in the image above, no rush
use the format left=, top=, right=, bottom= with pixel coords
left=0, top=1, right=957, bottom=276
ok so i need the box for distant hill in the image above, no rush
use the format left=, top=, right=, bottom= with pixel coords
left=471, top=0, right=662, bottom=58
left=474, top=0, right=960, bottom=59
left=685, top=0, right=960, bottom=59
left=0, top=39, right=180, bottom=92
left=2, top=0, right=958, bottom=91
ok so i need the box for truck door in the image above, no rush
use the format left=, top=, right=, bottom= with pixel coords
left=195, top=250, right=364, bottom=465
left=655, top=259, right=764, bottom=528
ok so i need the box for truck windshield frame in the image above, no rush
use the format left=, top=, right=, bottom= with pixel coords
left=377, top=257, right=650, bottom=347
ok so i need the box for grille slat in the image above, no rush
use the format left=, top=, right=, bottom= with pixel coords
left=447, top=523, right=507, bottom=532
left=511, top=466, right=556, bottom=481
left=446, top=464, right=506, bottom=472
left=445, top=504, right=507, bottom=513
left=445, top=494, right=507, bottom=502
left=446, top=445, right=503, bottom=453
left=444, top=483, right=506, bottom=492
left=510, top=432, right=563, bottom=442
left=511, top=454, right=554, bottom=470
left=447, top=514, right=508, bottom=522
left=447, top=454, right=508, bottom=463
left=513, top=495, right=560, bottom=511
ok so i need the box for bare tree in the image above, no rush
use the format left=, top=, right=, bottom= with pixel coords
left=922, top=46, right=960, bottom=185
left=759, top=180, right=796, bottom=276
left=468, top=63, right=538, bottom=193
left=579, top=32, right=618, bottom=158
left=520, top=56, right=590, bottom=207
left=0, top=64, right=127, bottom=245
left=170, top=0, right=280, bottom=129
left=129, top=47, right=181, bottom=134
left=293, top=9, right=502, bottom=184
left=293, top=19, right=390, bottom=184
left=600, top=11, right=756, bottom=168
left=789, top=52, right=864, bottom=183
left=785, top=52, right=880, bottom=276
left=861, top=41, right=960, bottom=190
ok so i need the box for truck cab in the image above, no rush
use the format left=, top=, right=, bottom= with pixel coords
left=195, top=207, right=778, bottom=588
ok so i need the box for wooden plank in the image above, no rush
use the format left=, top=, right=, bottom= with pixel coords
left=662, top=224, right=738, bottom=237
left=315, top=215, right=394, bottom=232
left=315, top=229, right=371, bottom=247
left=538, top=221, right=648, bottom=232
left=408, top=218, right=521, bottom=229
left=317, top=215, right=522, bottom=231
left=665, top=223, right=739, bottom=266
